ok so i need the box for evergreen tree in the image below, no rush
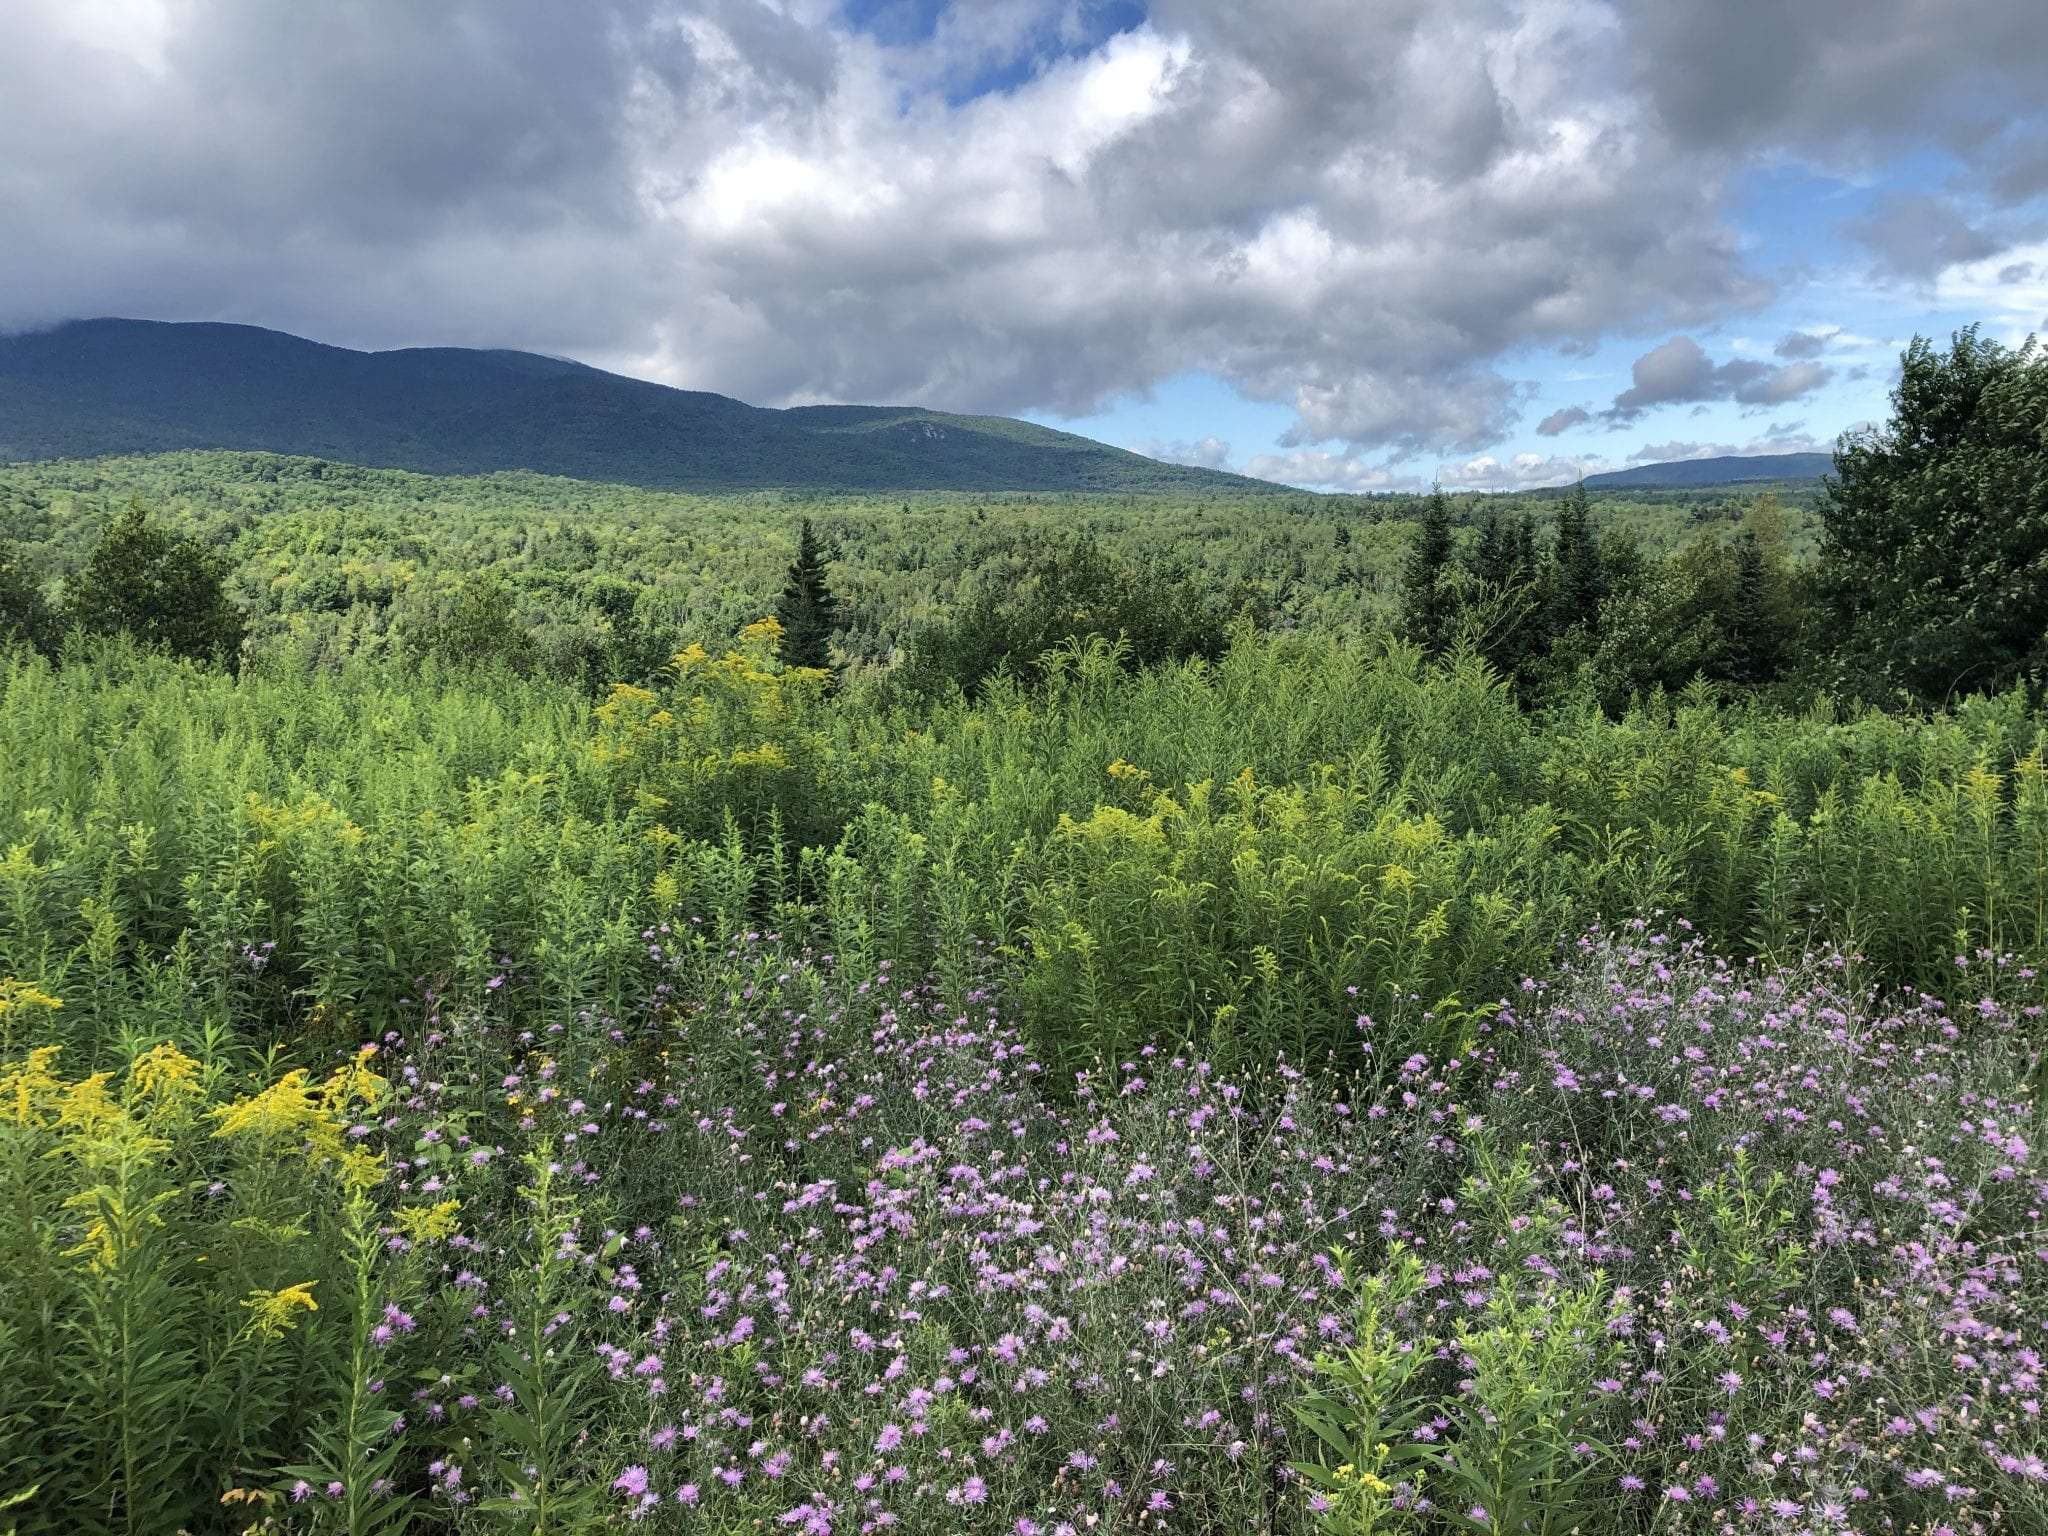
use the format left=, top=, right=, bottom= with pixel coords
left=1817, top=327, right=2048, bottom=700
left=1548, top=481, right=1606, bottom=640
left=775, top=518, right=841, bottom=672
left=64, top=500, right=245, bottom=666
left=1464, top=511, right=1543, bottom=682
left=0, top=539, right=60, bottom=658
left=1723, top=530, right=1784, bottom=687
left=1400, top=489, right=1458, bottom=655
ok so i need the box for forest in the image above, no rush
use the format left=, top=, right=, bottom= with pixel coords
left=2, top=327, right=2046, bottom=1536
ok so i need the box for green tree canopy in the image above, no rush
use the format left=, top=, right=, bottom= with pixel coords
left=1818, top=327, right=2048, bottom=701
left=63, top=501, right=246, bottom=666
left=0, top=540, right=60, bottom=658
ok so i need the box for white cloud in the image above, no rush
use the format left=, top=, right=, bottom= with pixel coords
left=0, top=0, right=2039, bottom=462
left=1135, top=434, right=1234, bottom=470
left=1435, top=451, right=1609, bottom=490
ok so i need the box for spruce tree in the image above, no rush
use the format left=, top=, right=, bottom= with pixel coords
left=1465, top=510, right=1543, bottom=682
left=1722, top=532, right=1771, bottom=686
left=1548, top=481, right=1606, bottom=640
left=1400, top=489, right=1457, bottom=655
left=775, top=518, right=840, bottom=672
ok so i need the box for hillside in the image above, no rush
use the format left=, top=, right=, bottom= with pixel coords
left=1584, top=451, right=1833, bottom=489
left=0, top=318, right=1283, bottom=494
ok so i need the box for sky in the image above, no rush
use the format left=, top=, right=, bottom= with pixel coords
left=2, top=1, right=2044, bottom=492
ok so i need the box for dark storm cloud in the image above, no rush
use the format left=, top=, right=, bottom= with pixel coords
left=1991, top=137, right=2048, bottom=206
left=0, top=0, right=2039, bottom=461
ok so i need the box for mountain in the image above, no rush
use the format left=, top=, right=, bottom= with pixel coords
left=0, top=318, right=1283, bottom=494
left=1584, top=452, right=1833, bottom=490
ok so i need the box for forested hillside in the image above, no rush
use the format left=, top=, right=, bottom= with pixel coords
left=0, top=320, right=1280, bottom=494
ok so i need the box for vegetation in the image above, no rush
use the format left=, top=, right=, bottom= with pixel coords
left=60, top=500, right=247, bottom=666
left=0, top=319, right=1280, bottom=494
left=1816, top=327, right=2048, bottom=703
left=0, top=326, right=2044, bottom=1534
left=774, top=518, right=841, bottom=672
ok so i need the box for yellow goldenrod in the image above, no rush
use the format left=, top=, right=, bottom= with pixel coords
left=393, top=1198, right=461, bottom=1243
left=242, top=1281, right=319, bottom=1338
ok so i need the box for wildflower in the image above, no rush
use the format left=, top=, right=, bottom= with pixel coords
left=243, top=1281, right=319, bottom=1338
left=613, top=1466, right=649, bottom=1498
left=394, top=1199, right=461, bottom=1244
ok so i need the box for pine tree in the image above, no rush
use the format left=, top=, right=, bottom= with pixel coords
left=1464, top=511, right=1545, bottom=682
left=1400, top=490, right=1457, bottom=655
left=775, top=518, right=840, bottom=672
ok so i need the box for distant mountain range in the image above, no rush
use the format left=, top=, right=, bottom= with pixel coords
left=1583, top=452, right=1833, bottom=489
left=0, top=319, right=1283, bottom=495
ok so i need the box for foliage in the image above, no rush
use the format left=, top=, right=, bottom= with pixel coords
left=1818, top=326, right=2048, bottom=702
left=900, top=535, right=1257, bottom=696
left=774, top=517, right=840, bottom=672
left=0, top=541, right=60, bottom=658
left=61, top=500, right=246, bottom=666
left=2, top=929, right=2041, bottom=1534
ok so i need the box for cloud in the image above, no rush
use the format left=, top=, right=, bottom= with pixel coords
left=1535, top=405, right=1592, bottom=436
left=1626, top=425, right=1829, bottom=463
left=1435, top=451, right=1607, bottom=491
left=1773, top=330, right=1827, bottom=359
left=1846, top=193, right=2008, bottom=281
left=1240, top=448, right=1422, bottom=494
left=1135, top=435, right=1233, bottom=470
left=0, top=0, right=2037, bottom=463
left=1605, top=336, right=1834, bottom=421
left=1618, top=0, right=2048, bottom=157
left=1990, top=133, right=2048, bottom=206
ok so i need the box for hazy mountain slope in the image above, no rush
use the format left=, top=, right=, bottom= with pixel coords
left=0, top=319, right=1283, bottom=494
left=1584, top=452, right=1832, bottom=489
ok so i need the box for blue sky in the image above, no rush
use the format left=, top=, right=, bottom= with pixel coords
left=4, top=0, right=2044, bottom=490
left=1032, top=153, right=2047, bottom=489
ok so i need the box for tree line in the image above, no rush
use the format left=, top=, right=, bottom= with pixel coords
left=3, top=326, right=2043, bottom=713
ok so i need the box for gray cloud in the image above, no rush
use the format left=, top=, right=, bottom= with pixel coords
left=1990, top=135, right=2048, bottom=206
left=1846, top=193, right=2007, bottom=281
left=1619, top=0, right=2048, bottom=156
left=1536, top=405, right=1593, bottom=436
left=1626, top=426, right=1827, bottom=464
left=0, top=0, right=2037, bottom=461
left=1774, top=330, right=1827, bottom=359
left=1605, top=336, right=1833, bottom=421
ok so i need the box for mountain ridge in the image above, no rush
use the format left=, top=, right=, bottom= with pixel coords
left=1583, top=452, right=1833, bottom=490
left=0, top=318, right=1285, bottom=495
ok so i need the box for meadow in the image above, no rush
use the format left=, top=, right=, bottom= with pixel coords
left=3, top=613, right=2046, bottom=1535
left=2, top=355, right=2044, bottom=1535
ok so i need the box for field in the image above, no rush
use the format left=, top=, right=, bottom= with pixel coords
left=2, top=391, right=2045, bottom=1536
left=4, top=549, right=2048, bottom=1533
